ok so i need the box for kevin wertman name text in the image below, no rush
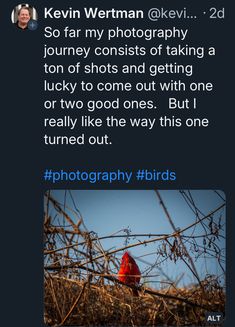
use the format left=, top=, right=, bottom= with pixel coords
left=44, top=7, right=144, bottom=19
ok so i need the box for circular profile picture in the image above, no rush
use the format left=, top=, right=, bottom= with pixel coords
left=11, top=4, right=38, bottom=31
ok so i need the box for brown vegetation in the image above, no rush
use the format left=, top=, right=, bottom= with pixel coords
left=44, top=191, right=225, bottom=326
left=44, top=275, right=225, bottom=326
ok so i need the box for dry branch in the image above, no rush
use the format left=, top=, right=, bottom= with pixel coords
left=44, top=191, right=225, bottom=326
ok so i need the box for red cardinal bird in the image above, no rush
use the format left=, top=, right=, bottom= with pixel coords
left=118, top=252, right=141, bottom=296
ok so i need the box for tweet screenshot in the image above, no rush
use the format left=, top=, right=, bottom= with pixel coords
left=2, top=0, right=234, bottom=326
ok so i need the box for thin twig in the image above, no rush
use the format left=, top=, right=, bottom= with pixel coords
left=155, top=190, right=201, bottom=286
left=58, top=279, right=88, bottom=326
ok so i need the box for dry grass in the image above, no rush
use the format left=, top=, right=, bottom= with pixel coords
left=44, top=275, right=225, bottom=326
left=44, top=191, right=225, bottom=326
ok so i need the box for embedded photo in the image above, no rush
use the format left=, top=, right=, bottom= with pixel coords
left=44, top=190, right=225, bottom=326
